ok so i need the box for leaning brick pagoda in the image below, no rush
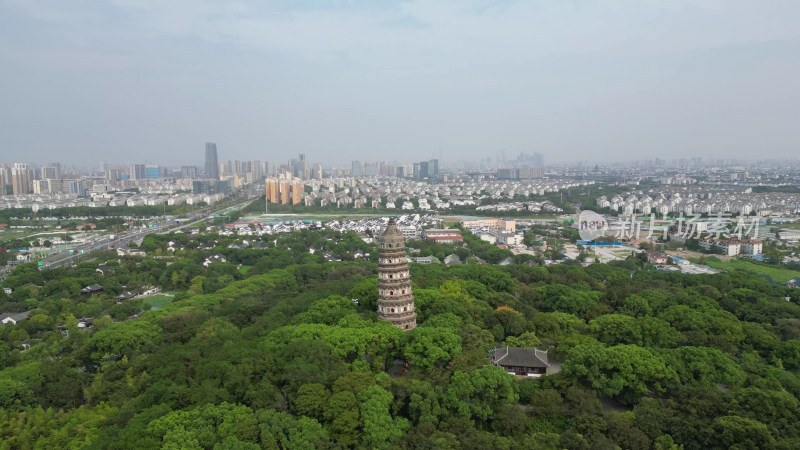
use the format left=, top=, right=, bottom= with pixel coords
left=377, top=218, right=417, bottom=331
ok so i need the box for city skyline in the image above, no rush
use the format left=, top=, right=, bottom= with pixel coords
left=4, top=142, right=800, bottom=171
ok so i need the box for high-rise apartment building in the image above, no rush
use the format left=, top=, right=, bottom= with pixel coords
left=364, top=162, right=379, bottom=176
left=180, top=166, right=198, bottom=179
left=33, top=179, right=50, bottom=194
left=11, top=163, right=32, bottom=194
left=265, top=177, right=303, bottom=205
left=250, top=160, right=264, bottom=179
left=67, top=180, right=82, bottom=195
left=266, top=161, right=277, bottom=177
left=41, top=166, right=58, bottom=179
left=497, top=168, right=544, bottom=180
left=205, top=142, right=219, bottom=179
left=0, top=167, right=8, bottom=195
left=312, top=164, right=323, bottom=180
left=105, top=169, right=121, bottom=182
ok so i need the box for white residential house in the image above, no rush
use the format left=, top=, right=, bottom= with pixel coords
left=738, top=240, right=763, bottom=255
left=699, top=239, right=741, bottom=256
left=0, top=311, right=32, bottom=326
left=203, top=254, right=227, bottom=267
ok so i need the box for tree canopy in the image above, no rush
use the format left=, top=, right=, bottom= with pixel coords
left=2, top=229, right=800, bottom=448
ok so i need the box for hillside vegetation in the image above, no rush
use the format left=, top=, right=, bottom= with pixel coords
left=1, top=240, right=800, bottom=449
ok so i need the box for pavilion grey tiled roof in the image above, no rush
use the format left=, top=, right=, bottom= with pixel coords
left=0, top=310, right=33, bottom=323
left=492, top=347, right=550, bottom=368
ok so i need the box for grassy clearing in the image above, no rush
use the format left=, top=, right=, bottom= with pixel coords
left=694, top=257, right=799, bottom=284
left=144, top=294, right=175, bottom=310
left=238, top=265, right=252, bottom=275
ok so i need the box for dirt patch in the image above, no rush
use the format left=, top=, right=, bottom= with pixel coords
left=667, top=250, right=733, bottom=262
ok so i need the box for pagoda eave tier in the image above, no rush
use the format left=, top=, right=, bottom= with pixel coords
left=378, top=311, right=417, bottom=321
left=377, top=296, right=414, bottom=305
left=378, top=263, right=408, bottom=268
left=379, top=278, right=411, bottom=285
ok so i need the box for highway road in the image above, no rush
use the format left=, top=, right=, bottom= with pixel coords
left=0, top=190, right=262, bottom=278
left=32, top=194, right=259, bottom=270
left=41, top=222, right=168, bottom=269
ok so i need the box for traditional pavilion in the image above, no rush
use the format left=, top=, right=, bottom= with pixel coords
left=490, top=347, right=551, bottom=378
left=377, top=218, right=417, bottom=331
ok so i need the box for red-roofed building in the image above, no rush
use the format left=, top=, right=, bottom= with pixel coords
left=421, top=229, right=464, bottom=244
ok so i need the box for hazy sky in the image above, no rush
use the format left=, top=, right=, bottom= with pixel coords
left=1, top=0, right=799, bottom=167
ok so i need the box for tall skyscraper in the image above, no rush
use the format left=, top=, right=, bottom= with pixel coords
left=429, top=159, right=439, bottom=176
left=418, top=161, right=430, bottom=179
left=299, top=153, right=308, bottom=179
left=377, top=218, right=417, bottom=331
left=351, top=160, right=363, bottom=177
left=205, top=142, right=219, bottom=180
left=131, top=164, right=146, bottom=180
left=289, top=158, right=303, bottom=179
left=145, top=165, right=160, bottom=179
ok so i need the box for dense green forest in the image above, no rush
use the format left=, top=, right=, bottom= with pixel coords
left=2, top=231, right=800, bottom=448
